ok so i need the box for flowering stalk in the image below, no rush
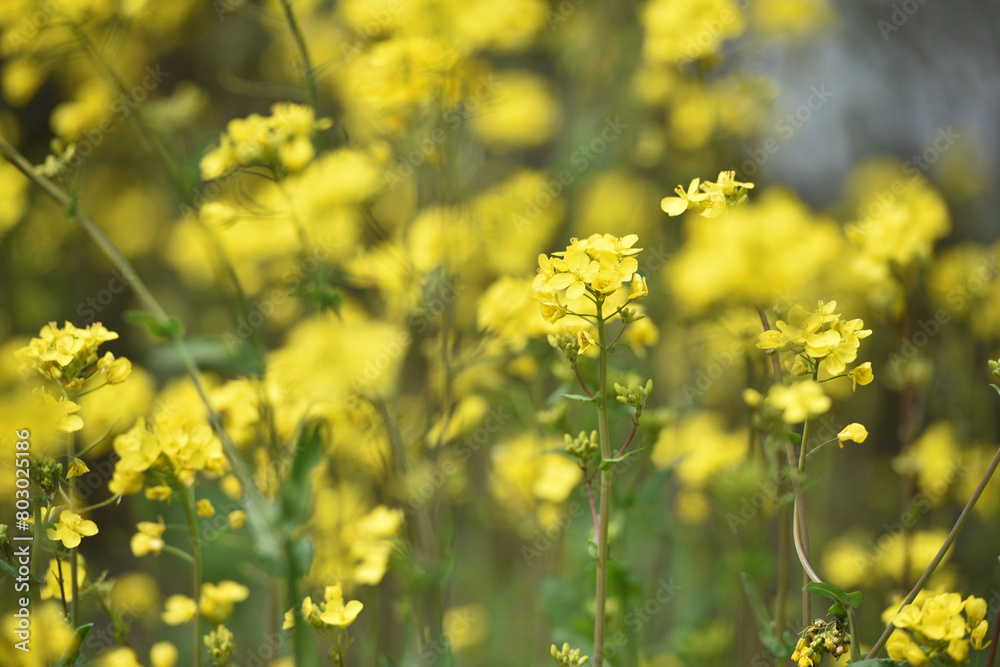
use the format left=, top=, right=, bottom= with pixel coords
left=593, top=305, right=612, bottom=667
left=178, top=484, right=204, bottom=667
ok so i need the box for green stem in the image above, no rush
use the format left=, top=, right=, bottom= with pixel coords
left=162, top=543, right=195, bottom=563
left=287, top=538, right=318, bottom=666
left=179, top=486, right=203, bottom=667
left=846, top=605, right=861, bottom=662
left=865, top=437, right=1000, bottom=659
left=593, top=300, right=612, bottom=667
left=278, top=0, right=324, bottom=135
left=74, top=492, right=123, bottom=514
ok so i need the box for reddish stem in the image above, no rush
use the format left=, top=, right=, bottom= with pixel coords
left=583, top=465, right=600, bottom=536
left=614, top=420, right=638, bottom=459
left=573, top=361, right=594, bottom=398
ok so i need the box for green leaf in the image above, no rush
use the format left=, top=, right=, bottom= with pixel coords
left=0, top=558, right=17, bottom=579
left=600, top=448, right=646, bottom=470
left=125, top=311, right=184, bottom=341
left=54, top=623, right=92, bottom=666
left=289, top=535, right=314, bottom=576
left=788, top=432, right=802, bottom=444
left=281, top=419, right=326, bottom=531
left=805, top=582, right=862, bottom=609
left=561, top=393, right=597, bottom=402
left=990, top=383, right=1000, bottom=398
left=740, top=573, right=792, bottom=659
left=828, top=601, right=846, bottom=619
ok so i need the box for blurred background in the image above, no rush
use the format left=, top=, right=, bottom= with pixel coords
left=2, top=0, right=1000, bottom=665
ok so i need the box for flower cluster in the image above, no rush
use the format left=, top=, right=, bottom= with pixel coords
left=791, top=617, right=851, bottom=666
left=757, top=300, right=874, bottom=380
left=551, top=642, right=589, bottom=666
left=283, top=583, right=364, bottom=629
left=660, top=170, right=755, bottom=218
left=15, top=321, right=129, bottom=390
left=532, top=233, right=645, bottom=324
left=199, top=102, right=333, bottom=180
left=108, top=408, right=227, bottom=496
left=885, top=592, right=990, bottom=664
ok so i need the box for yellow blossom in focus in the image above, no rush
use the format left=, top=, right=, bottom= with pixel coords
left=837, top=423, right=868, bottom=446
left=661, top=171, right=753, bottom=217
left=47, top=510, right=98, bottom=549
left=66, top=457, right=90, bottom=478
left=847, top=362, right=874, bottom=390
left=319, top=583, right=364, bottom=627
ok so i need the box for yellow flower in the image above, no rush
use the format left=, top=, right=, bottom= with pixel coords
left=282, top=607, right=296, bottom=630
left=196, top=499, right=215, bottom=517
left=162, top=595, right=199, bottom=625
left=837, top=423, right=868, bottom=447
left=756, top=329, right=785, bottom=350
left=970, top=619, right=989, bottom=650
left=576, top=327, right=596, bottom=354
left=965, top=596, right=987, bottom=626
left=319, top=584, right=364, bottom=628
left=131, top=518, right=166, bottom=557
left=847, top=362, right=874, bottom=391
left=199, top=580, right=250, bottom=624
left=145, top=485, right=173, bottom=502
left=96, top=647, right=143, bottom=667
left=661, top=178, right=707, bottom=216
left=98, top=352, right=132, bottom=384
left=228, top=510, right=246, bottom=529
left=886, top=629, right=928, bottom=665
left=767, top=380, right=830, bottom=423
left=35, top=388, right=84, bottom=433
left=66, top=458, right=90, bottom=478
left=629, top=275, right=648, bottom=300
left=47, top=510, right=99, bottom=548
left=150, top=641, right=178, bottom=667
left=947, top=638, right=969, bottom=663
